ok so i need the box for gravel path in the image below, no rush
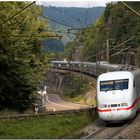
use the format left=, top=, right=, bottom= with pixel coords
left=114, top=113, right=140, bottom=139
left=78, top=113, right=140, bottom=139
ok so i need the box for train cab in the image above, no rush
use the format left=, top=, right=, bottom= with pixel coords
left=97, top=71, right=136, bottom=122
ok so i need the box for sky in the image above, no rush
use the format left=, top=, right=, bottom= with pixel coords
left=37, top=0, right=140, bottom=7
left=37, top=0, right=115, bottom=7
left=1, top=0, right=138, bottom=7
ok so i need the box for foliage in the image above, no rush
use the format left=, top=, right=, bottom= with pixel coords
left=42, top=6, right=105, bottom=44
left=42, top=39, right=64, bottom=53
left=0, top=112, right=93, bottom=139
left=0, top=2, right=50, bottom=112
left=43, top=6, right=105, bottom=28
left=62, top=42, right=75, bottom=60
left=61, top=73, right=90, bottom=104
left=41, top=6, right=105, bottom=60
left=76, top=2, right=140, bottom=65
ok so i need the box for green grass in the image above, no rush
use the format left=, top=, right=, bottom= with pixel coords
left=0, top=112, right=95, bottom=139
left=60, top=73, right=96, bottom=106
left=61, top=94, right=87, bottom=104
left=60, top=93, right=96, bottom=106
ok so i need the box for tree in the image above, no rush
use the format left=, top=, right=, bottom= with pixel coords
left=0, top=2, right=50, bottom=112
left=76, top=2, right=140, bottom=65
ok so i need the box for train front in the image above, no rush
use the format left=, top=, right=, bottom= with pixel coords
left=96, top=71, right=134, bottom=122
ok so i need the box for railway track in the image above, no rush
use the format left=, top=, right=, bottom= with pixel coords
left=83, top=117, right=135, bottom=139
left=106, top=119, right=133, bottom=139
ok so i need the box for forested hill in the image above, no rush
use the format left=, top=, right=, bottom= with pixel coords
left=42, top=6, right=105, bottom=28
left=70, top=2, right=140, bottom=66
left=41, top=6, right=105, bottom=53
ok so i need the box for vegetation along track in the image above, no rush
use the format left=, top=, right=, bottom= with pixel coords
left=83, top=117, right=135, bottom=139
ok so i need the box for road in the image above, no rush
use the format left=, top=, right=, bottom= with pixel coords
left=45, top=94, right=89, bottom=111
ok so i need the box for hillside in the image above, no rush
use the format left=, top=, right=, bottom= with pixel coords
left=43, top=6, right=105, bottom=28
left=41, top=6, right=105, bottom=53
left=72, top=2, right=140, bottom=66
left=42, top=39, right=64, bottom=52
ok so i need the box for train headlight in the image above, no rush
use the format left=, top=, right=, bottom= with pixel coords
left=121, top=103, right=128, bottom=107
left=100, top=104, right=107, bottom=108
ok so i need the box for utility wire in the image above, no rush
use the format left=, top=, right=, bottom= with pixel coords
left=41, top=15, right=76, bottom=29
left=109, top=37, right=134, bottom=52
left=0, top=1, right=35, bottom=26
left=0, top=27, right=77, bottom=35
left=68, top=22, right=140, bottom=31
left=0, top=35, right=63, bottom=38
left=82, top=36, right=135, bottom=60
left=43, top=29, right=77, bottom=35
left=42, top=2, right=86, bottom=26
left=120, top=1, right=140, bottom=17
left=98, top=37, right=134, bottom=57
left=110, top=46, right=132, bottom=58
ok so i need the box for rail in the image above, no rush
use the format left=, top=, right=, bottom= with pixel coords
left=83, top=117, right=135, bottom=139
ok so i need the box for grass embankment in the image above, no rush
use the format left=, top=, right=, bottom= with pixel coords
left=0, top=112, right=95, bottom=139
left=61, top=94, right=86, bottom=104
left=61, top=74, right=96, bottom=106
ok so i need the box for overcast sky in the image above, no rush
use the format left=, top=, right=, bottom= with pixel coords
left=37, top=0, right=115, bottom=7
left=37, top=0, right=140, bottom=8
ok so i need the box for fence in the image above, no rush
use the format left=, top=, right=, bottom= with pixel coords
left=0, top=107, right=96, bottom=120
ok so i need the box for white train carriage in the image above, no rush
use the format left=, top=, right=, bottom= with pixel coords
left=97, top=69, right=140, bottom=122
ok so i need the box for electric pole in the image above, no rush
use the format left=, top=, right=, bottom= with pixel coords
left=106, top=39, right=109, bottom=63
left=106, top=39, right=115, bottom=63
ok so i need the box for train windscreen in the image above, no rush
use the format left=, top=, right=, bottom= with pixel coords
left=100, top=79, right=129, bottom=91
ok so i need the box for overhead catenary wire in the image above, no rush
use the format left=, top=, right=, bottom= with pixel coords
left=109, top=37, right=134, bottom=52
left=0, top=1, right=36, bottom=26
left=68, top=21, right=140, bottom=31
left=0, top=27, right=77, bottom=35
left=41, top=15, right=76, bottom=29
left=120, top=1, right=140, bottom=17
left=82, top=36, right=135, bottom=60
left=0, top=35, right=63, bottom=38
left=0, top=1, right=79, bottom=40
left=43, top=29, right=77, bottom=35
left=101, top=37, right=134, bottom=57
left=95, top=37, right=135, bottom=56
left=109, top=46, right=132, bottom=58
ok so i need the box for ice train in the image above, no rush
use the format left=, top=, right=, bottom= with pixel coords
left=51, top=60, right=140, bottom=121
left=97, top=69, right=140, bottom=122
left=51, top=60, right=121, bottom=76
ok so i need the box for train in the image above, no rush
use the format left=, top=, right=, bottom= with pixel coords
left=51, top=60, right=123, bottom=77
left=51, top=60, right=140, bottom=122
left=97, top=69, right=140, bottom=122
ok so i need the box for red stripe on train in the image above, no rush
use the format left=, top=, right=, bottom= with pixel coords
left=97, top=109, right=112, bottom=112
left=97, top=96, right=140, bottom=112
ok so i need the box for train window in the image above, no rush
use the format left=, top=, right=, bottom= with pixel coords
left=114, top=79, right=128, bottom=90
left=100, top=79, right=129, bottom=91
left=100, top=81, right=114, bottom=91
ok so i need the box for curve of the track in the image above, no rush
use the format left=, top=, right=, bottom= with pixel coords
left=45, top=94, right=89, bottom=111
